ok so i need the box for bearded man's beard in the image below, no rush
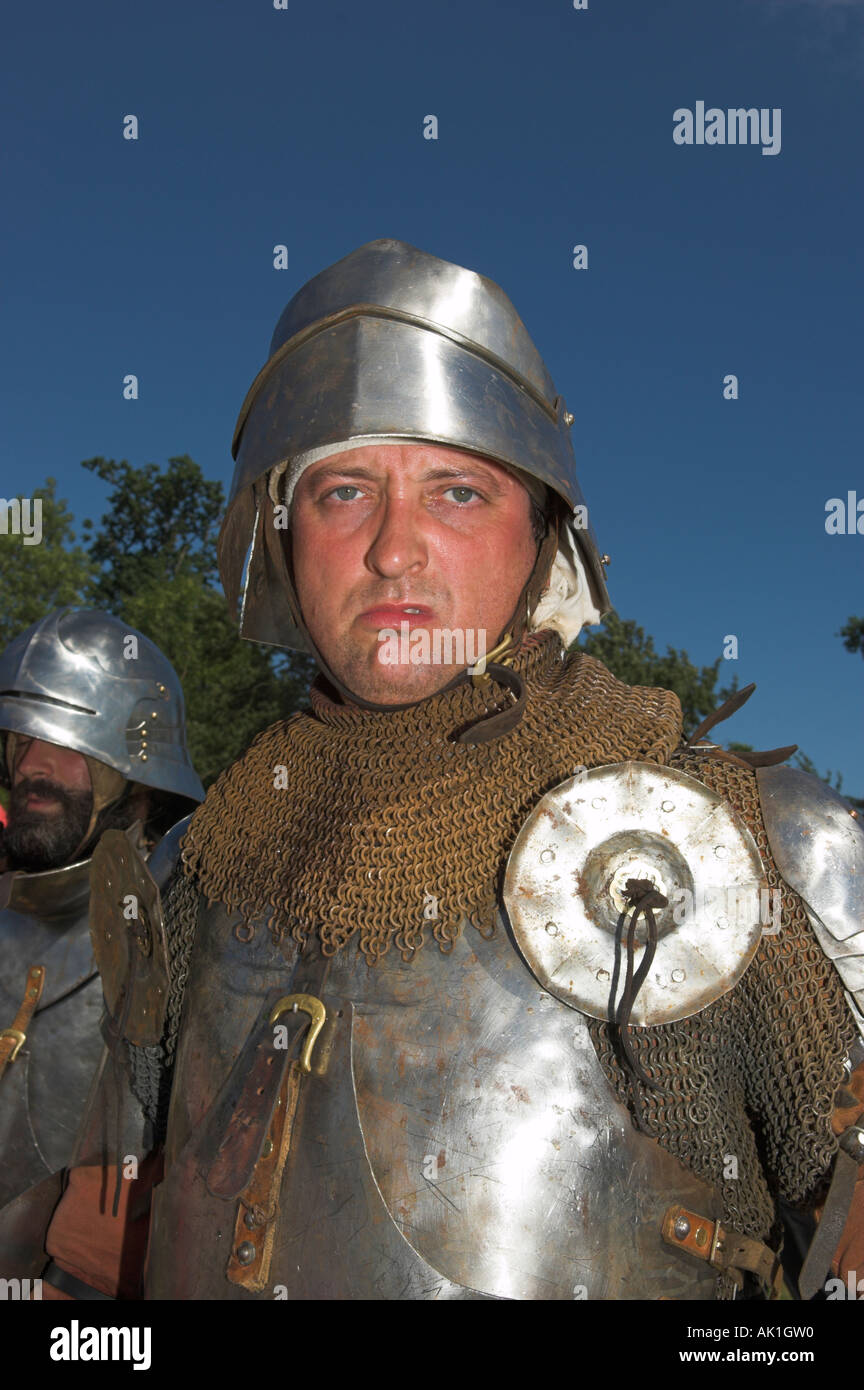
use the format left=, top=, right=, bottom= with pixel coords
left=3, top=777, right=93, bottom=871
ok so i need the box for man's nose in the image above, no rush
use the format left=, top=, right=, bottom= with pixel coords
left=365, top=494, right=428, bottom=579
left=16, top=739, right=57, bottom=782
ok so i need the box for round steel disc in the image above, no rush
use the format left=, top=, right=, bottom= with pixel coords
left=503, top=761, right=766, bottom=1025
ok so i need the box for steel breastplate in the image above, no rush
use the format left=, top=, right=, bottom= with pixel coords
left=0, top=861, right=102, bottom=1206
left=147, top=896, right=721, bottom=1300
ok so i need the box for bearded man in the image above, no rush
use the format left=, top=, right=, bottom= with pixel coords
left=0, top=608, right=203, bottom=1218
left=19, top=240, right=864, bottom=1301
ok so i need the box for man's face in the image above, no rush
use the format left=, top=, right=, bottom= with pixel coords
left=291, top=443, right=539, bottom=704
left=3, top=735, right=92, bottom=871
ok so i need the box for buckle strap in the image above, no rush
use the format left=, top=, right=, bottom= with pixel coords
left=662, top=1204, right=783, bottom=1296
left=799, top=1131, right=864, bottom=1299
left=223, top=951, right=332, bottom=1293
left=0, top=966, right=46, bottom=1079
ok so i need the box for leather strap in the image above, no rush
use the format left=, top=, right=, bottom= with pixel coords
left=662, top=1204, right=783, bottom=1295
left=0, top=965, right=46, bottom=1080
left=43, top=1260, right=113, bottom=1302
left=800, top=1146, right=862, bottom=1299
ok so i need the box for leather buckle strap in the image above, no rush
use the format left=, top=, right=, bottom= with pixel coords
left=221, top=950, right=333, bottom=1294
left=662, top=1204, right=783, bottom=1297
left=799, top=1124, right=864, bottom=1299
left=0, top=966, right=46, bottom=1080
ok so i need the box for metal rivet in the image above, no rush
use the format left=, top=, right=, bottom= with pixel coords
left=591, top=797, right=606, bottom=810
left=674, top=1215, right=691, bottom=1240
left=235, top=1241, right=256, bottom=1266
left=563, top=411, right=575, bottom=427
left=140, top=753, right=148, bottom=762
left=661, top=800, right=675, bottom=813
left=694, top=1226, right=707, bottom=1247
left=714, top=845, right=728, bottom=859
left=545, top=921, right=559, bottom=937
left=540, top=848, right=555, bottom=864
left=262, top=1138, right=273, bottom=1157
left=600, top=554, right=611, bottom=567
left=596, top=968, right=610, bottom=983
left=244, top=1210, right=258, bottom=1230
left=671, top=969, right=686, bottom=984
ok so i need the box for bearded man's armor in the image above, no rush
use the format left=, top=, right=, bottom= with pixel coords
left=0, top=609, right=203, bottom=1210
left=10, top=243, right=863, bottom=1300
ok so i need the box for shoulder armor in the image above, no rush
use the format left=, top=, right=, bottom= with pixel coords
left=756, top=766, right=864, bottom=1035
left=145, top=813, right=192, bottom=891
left=89, top=824, right=173, bottom=1046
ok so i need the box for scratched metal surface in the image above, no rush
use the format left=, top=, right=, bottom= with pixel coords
left=0, top=864, right=103, bottom=1206
left=147, top=897, right=719, bottom=1300
left=504, top=762, right=765, bottom=1025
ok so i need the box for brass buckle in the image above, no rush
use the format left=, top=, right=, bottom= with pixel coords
left=0, top=1028, right=26, bottom=1062
left=470, top=631, right=514, bottom=686
left=269, top=994, right=326, bottom=1074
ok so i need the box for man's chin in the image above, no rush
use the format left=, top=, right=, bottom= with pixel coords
left=339, top=658, right=464, bottom=707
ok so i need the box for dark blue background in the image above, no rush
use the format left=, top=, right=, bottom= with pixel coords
left=2, top=0, right=861, bottom=783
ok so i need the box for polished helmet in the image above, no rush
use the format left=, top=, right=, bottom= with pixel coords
left=219, top=238, right=611, bottom=656
left=0, top=608, right=204, bottom=805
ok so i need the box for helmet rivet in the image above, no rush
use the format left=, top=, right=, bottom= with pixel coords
left=563, top=411, right=574, bottom=427
left=236, top=1241, right=256, bottom=1266
left=600, top=554, right=611, bottom=567
left=673, top=1215, right=691, bottom=1240
left=140, top=753, right=148, bottom=762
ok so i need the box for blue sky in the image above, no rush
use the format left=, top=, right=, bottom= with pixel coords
left=2, top=0, right=862, bottom=788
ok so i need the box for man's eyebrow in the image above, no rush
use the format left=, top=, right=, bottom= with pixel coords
left=305, top=463, right=507, bottom=491
left=421, top=466, right=505, bottom=491
left=306, top=466, right=383, bottom=485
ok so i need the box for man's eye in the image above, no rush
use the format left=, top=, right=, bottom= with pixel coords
left=445, top=486, right=479, bottom=504
left=330, top=485, right=362, bottom=501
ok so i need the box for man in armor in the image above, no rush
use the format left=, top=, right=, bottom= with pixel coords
left=18, top=241, right=864, bottom=1300
left=0, top=608, right=203, bottom=1218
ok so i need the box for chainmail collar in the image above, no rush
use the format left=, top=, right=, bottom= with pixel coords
left=181, top=629, right=683, bottom=962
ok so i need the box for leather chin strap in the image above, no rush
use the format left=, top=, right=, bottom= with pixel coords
left=282, top=501, right=563, bottom=744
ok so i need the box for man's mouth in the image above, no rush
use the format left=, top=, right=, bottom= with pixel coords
left=358, top=603, right=436, bottom=629
left=25, top=792, right=61, bottom=811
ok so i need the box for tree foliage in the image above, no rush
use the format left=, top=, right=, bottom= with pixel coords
left=577, top=611, right=737, bottom=739
left=0, top=479, right=96, bottom=649
left=1, top=459, right=313, bottom=786
left=839, top=616, right=864, bottom=659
